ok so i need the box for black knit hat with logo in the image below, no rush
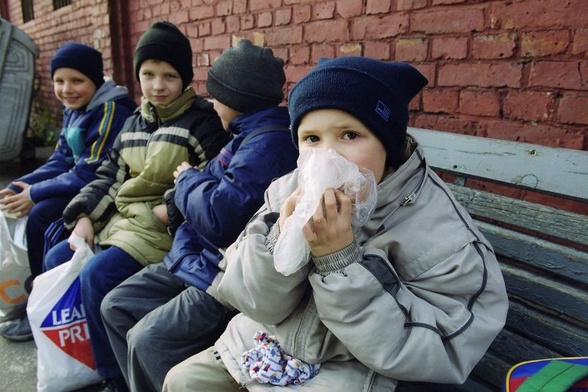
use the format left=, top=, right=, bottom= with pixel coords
left=133, top=21, right=193, bottom=89
left=206, top=39, right=285, bottom=113
left=50, top=42, right=104, bottom=89
left=288, top=57, right=428, bottom=168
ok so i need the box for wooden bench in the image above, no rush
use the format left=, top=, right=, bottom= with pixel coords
left=398, top=127, right=588, bottom=392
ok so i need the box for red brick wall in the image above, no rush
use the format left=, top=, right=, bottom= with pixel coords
left=4, top=0, right=587, bottom=150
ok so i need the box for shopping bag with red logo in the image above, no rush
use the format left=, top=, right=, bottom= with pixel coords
left=26, top=239, right=102, bottom=392
left=0, top=212, right=31, bottom=322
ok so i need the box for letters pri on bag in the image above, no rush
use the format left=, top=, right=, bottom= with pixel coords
left=39, top=278, right=95, bottom=369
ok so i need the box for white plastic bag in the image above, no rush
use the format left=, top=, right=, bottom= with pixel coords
left=27, top=236, right=102, bottom=392
left=0, top=212, right=31, bottom=321
left=274, top=149, right=377, bottom=276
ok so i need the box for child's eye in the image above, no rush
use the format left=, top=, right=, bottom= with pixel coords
left=165, top=74, right=179, bottom=80
left=302, top=135, right=319, bottom=144
left=342, top=131, right=358, bottom=140
left=141, top=71, right=154, bottom=77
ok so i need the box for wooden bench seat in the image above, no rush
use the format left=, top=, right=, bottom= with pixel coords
left=398, top=128, right=588, bottom=392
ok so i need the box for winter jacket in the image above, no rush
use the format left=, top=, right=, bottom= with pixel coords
left=62, top=90, right=229, bottom=265
left=163, top=106, right=298, bottom=291
left=214, top=135, right=509, bottom=391
left=8, top=79, right=136, bottom=202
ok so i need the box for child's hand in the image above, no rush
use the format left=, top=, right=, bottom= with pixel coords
left=71, top=217, right=94, bottom=250
left=152, top=203, right=169, bottom=225
left=303, top=188, right=353, bottom=257
left=279, top=187, right=302, bottom=231
left=173, top=161, right=194, bottom=180
left=0, top=181, right=33, bottom=217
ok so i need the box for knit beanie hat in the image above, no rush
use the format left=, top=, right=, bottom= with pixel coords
left=206, top=39, right=285, bottom=113
left=133, top=21, right=193, bottom=89
left=50, top=42, right=104, bottom=89
left=288, top=57, right=428, bottom=168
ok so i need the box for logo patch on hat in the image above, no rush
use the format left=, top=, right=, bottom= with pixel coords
left=375, top=101, right=391, bottom=122
left=39, top=279, right=96, bottom=369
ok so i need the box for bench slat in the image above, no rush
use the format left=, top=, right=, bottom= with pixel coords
left=409, top=127, right=588, bottom=201
left=501, top=264, right=588, bottom=325
left=504, top=301, right=588, bottom=356
left=449, top=185, right=588, bottom=246
left=477, top=221, right=588, bottom=285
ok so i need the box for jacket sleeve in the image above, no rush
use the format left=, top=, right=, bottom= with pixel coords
left=26, top=101, right=132, bottom=203
left=62, top=132, right=127, bottom=229
left=308, top=242, right=508, bottom=384
left=174, top=132, right=297, bottom=248
left=218, top=201, right=312, bottom=325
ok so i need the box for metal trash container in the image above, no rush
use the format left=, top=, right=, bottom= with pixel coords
left=0, top=18, right=39, bottom=162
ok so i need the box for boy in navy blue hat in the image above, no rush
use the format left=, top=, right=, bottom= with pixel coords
left=0, top=42, right=136, bottom=340
left=162, top=56, right=509, bottom=392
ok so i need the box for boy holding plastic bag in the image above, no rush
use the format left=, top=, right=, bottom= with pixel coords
left=163, top=57, right=509, bottom=391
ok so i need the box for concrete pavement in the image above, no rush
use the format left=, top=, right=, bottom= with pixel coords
left=0, top=149, right=45, bottom=392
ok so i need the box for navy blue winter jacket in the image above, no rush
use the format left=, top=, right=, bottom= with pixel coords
left=163, top=106, right=298, bottom=290
left=8, top=79, right=136, bottom=202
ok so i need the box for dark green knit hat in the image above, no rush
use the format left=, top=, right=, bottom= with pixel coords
left=133, top=21, right=194, bottom=89
left=206, top=39, right=285, bottom=113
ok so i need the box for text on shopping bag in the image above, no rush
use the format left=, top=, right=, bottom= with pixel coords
left=39, top=278, right=95, bottom=369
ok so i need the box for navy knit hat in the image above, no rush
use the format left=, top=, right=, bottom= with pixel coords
left=134, top=21, right=193, bottom=89
left=50, top=42, right=104, bottom=89
left=288, top=57, right=428, bottom=168
left=206, top=39, right=285, bottom=113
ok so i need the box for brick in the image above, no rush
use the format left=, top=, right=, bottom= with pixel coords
left=351, top=13, right=409, bottom=40
left=431, top=36, right=468, bottom=60
left=275, top=8, right=292, bottom=26
left=473, top=33, right=516, bottom=60
left=572, top=28, right=588, bottom=56
left=364, top=41, right=391, bottom=60
left=366, top=0, right=391, bottom=14
left=422, top=89, right=459, bottom=113
left=189, top=6, right=214, bottom=21
left=412, top=8, right=484, bottom=34
left=241, top=15, right=255, bottom=30
left=521, top=31, right=570, bottom=57
left=203, top=35, right=231, bottom=51
left=503, top=91, right=554, bottom=122
left=338, top=43, right=362, bottom=56
left=290, top=45, right=311, bottom=65
left=558, top=93, right=588, bottom=125
left=226, top=15, right=240, bottom=33
left=304, top=20, right=348, bottom=43
left=528, top=61, right=583, bottom=90
left=250, top=0, right=282, bottom=12
left=397, top=0, right=427, bottom=11
left=395, top=37, right=428, bottom=62
left=439, top=63, right=522, bottom=88
left=458, top=89, right=501, bottom=117
left=490, top=0, right=586, bottom=30
left=336, top=0, right=363, bottom=18
left=258, top=11, right=273, bottom=27
left=211, top=18, right=226, bottom=35
left=312, top=1, right=336, bottom=20
left=293, top=4, right=312, bottom=23
left=265, top=25, right=303, bottom=46
left=215, top=0, right=232, bottom=16
left=311, top=44, right=336, bottom=62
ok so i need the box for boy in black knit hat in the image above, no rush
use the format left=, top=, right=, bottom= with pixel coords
left=42, top=22, right=229, bottom=392
left=100, top=39, right=298, bottom=392
left=162, top=57, right=508, bottom=392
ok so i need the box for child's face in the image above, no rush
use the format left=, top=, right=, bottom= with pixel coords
left=139, top=59, right=183, bottom=106
left=297, top=109, right=388, bottom=183
left=52, top=68, right=97, bottom=110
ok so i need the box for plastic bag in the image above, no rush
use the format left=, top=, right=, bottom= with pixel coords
left=274, top=148, right=377, bottom=276
left=0, top=212, right=31, bottom=321
left=27, top=235, right=102, bottom=392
